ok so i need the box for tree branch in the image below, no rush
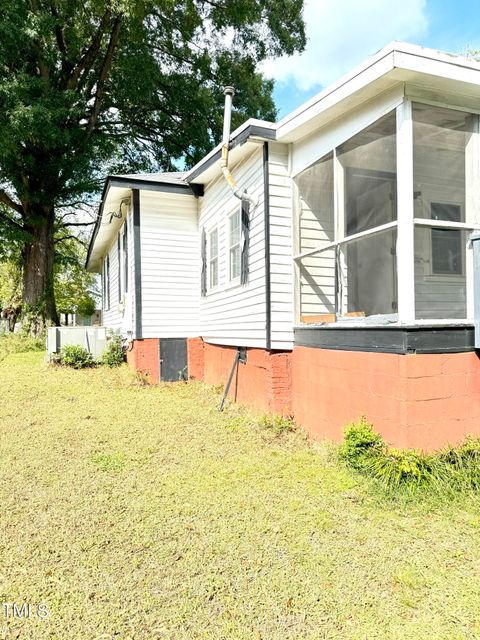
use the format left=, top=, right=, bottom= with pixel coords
left=66, top=9, right=112, bottom=90
left=62, top=221, right=95, bottom=227
left=85, top=13, right=123, bottom=138
left=54, top=235, right=86, bottom=245
left=0, top=189, right=24, bottom=215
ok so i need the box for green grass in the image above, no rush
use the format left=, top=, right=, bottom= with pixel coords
left=0, top=352, right=480, bottom=639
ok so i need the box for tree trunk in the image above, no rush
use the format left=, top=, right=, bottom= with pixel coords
left=22, top=205, right=59, bottom=334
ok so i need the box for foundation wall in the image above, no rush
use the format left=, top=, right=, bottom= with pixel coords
left=202, top=342, right=292, bottom=415
left=292, top=347, right=480, bottom=451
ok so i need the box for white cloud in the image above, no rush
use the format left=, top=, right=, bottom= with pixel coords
left=261, top=0, right=429, bottom=91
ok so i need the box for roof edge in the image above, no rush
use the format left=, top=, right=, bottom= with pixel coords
left=85, top=175, right=203, bottom=271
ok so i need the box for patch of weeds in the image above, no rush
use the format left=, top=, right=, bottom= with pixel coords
left=90, top=451, right=126, bottom=472
left=339, top=418, right=480, bottom=497
left=259, top=413, right=295, bottom=435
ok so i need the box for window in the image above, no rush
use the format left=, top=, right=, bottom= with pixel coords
left=229, top=209, right=241, bottom=281
left=209, top=227, right=218, bottom=289
left=430, top=204, right=462, bottom=276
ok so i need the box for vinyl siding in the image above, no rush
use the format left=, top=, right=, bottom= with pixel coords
left=102, top=210, right=135, bottom=335
left=140, top=190, right=199, bottom=338
left=199, top=145, right=268, bottom=347
left=268, top=142, right=294, bottom=349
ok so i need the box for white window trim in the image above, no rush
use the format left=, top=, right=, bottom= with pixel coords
left=208, top=226, right=219, bottom=291
left=103, top=254, right=110, bottom=312
left=228, top=207, right=241, bottom=283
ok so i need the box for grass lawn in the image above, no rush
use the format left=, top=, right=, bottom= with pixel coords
left=1, top=352, right=480, bottom=639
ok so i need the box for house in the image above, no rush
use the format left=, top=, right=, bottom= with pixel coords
left=86, top=42, right=480, bottom=451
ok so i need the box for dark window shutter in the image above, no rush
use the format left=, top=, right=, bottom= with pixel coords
left=117, top=234, right=122, bottom=302
left=201, top=227, right=207, bottom=297
left=240, top=200, right=250, bottom=285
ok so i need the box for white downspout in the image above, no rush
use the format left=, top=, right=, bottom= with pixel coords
left=220, top=86, right=256, bottom=207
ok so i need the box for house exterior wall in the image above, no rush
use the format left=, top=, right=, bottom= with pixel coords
left=102, top=210, right=135, bottom=335
left=268, top=142, right=295, bottom=349
left=198, top=145, right=267, bottom=347
left=139, top=190, right=199, bottom=338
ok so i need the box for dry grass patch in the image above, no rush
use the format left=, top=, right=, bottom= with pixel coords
left=0, top=352, right=479, bottom=639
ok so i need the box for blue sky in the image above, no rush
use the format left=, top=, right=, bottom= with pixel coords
left=264, top=0, right=480, bottom=119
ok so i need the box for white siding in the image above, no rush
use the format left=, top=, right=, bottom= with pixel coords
left=199, top=145, right=268, bottom=347
left=268, top=142, right=294, bottom=349
left=102, top=210, right=135, bottom=335
left=140, top=190, right=199, bottom=338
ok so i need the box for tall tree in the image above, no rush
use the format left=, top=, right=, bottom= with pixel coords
left=0, top=0, right=305, bottom=332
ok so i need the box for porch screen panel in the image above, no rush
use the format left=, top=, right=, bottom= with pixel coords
left=337, top=111, right=397, bottom=236
left=294, top=153, right=335, bottom=318
left=413, top=104, right=473, bottom=320
left=341, top=227, right=398, bottom=317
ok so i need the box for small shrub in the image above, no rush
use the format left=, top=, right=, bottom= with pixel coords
left=101, top=333, right=125, bottom=367
left=260, top=413, right=295, bottom=435
left=60, top=345, right=94, bottom=369
left=339, top=417, right=384, bottom=470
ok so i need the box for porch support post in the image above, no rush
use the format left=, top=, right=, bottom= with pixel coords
left=465, top=115, right=480, bottom=319
left=396, top=99, right=415, bottom=324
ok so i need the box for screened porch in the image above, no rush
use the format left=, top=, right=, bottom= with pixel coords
left=294, top=100, right=479, bottom=326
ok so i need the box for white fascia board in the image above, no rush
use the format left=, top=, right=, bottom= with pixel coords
left=276, top=44, right=398, bottom=142
left=277, top=42, right=480, bottom=144
left=393, top=49, right=480, bottom=90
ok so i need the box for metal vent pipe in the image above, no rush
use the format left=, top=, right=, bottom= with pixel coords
left=220, top=86, right=256, bottom=207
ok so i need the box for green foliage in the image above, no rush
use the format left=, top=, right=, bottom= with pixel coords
left=340, top=418, right=480, bottom=495
left=366, top=448, right=438, bottom=494
left=100, top=333, right=124, bottom=367
left=60, top=345, right=94, bottom=369
left=259, top=413, right=295, bottom=435
left=54, top=238, right=98, bottom=318
left=339, top=417, right=384, bottom=470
